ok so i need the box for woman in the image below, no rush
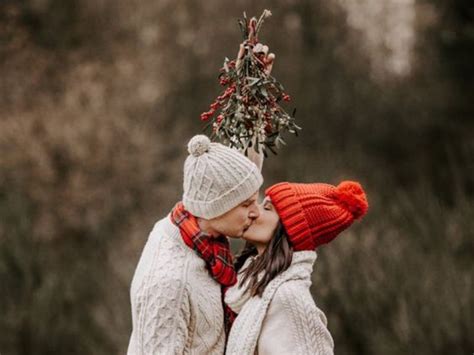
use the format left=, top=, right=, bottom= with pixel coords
left=225, top=181, right=368, bottom=355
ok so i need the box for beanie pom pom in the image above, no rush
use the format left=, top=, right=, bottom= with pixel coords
left=188, top=135, right=211, bottom=157
left=334, top=181, right=368, bottom=219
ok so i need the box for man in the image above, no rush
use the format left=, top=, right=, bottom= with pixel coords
left=127, top=134, right=263, bottom=354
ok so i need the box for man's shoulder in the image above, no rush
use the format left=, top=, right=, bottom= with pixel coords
left=137, top=216, right=189, bottom=268
left=142, top=214, right=209, bottom=279
left=145, top=215, right=182, bottom=247
left=149, top=214, right=175, bottom=235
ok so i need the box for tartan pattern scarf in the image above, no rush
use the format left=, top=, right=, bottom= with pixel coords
left=170, top=202, right=237, bottom=334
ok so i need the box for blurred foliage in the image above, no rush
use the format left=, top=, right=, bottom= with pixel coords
left=0, top=0, right=473, bottom=354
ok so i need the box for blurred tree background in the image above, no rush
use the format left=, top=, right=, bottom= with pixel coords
left=0, top=0, right=472, bottom=354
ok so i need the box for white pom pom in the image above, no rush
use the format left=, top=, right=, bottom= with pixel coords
left=187, top=135, right=211, bottom=157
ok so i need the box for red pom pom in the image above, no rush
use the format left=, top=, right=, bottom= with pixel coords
left=334, top=181, right=368, bottom=219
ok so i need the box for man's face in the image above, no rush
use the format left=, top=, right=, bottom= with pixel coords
left=208, top=191, right=260, bottom=238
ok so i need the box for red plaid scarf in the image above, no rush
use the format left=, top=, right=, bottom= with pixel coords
left=171, top=202, right=237, bottom=334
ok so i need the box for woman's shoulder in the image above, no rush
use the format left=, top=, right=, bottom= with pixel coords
left=271, top=278, right=314, bottom=308
left=270, top=279, right=330, bottom=331
left=262, top=251, right=316, bottom=302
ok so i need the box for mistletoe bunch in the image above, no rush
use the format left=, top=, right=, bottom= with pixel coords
left=200, top=10, right=301, bottom=156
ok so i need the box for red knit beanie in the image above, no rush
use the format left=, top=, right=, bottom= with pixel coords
left=265, top=181, right=368, bottom=251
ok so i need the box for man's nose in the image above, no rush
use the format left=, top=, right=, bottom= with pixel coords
left=248, top=203, right=260, bottom=219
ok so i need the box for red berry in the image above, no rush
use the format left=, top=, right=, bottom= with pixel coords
left=219, top=77, right=229, bottom=86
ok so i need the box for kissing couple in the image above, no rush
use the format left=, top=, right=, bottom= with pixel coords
left=127, top=134, right=368, bottom=355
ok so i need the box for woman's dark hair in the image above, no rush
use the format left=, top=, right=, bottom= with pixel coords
left=234, top=222, right=293, bottom=297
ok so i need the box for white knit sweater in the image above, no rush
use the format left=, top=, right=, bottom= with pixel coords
left=127, top=215, right=225, bottom=355
left=225, top=251, right=334, bottom=355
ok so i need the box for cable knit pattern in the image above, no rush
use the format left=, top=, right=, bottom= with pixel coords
left=183, top=135, right=263, bottom=219
left=225, top=251, right=334, bottom=355
left=127, top=216, right=225, bottom=355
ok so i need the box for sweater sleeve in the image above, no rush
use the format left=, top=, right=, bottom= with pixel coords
left=129, top=266, right=191, bottom=354
left=258, top=280, right=334, bottom=355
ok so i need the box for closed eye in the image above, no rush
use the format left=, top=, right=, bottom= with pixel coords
left=263, top=201, right=273, bottom=211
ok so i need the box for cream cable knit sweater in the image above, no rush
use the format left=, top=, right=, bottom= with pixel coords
left=225, top=251, right=334, bottom=355
left=127, top=216, right=225, bottom=355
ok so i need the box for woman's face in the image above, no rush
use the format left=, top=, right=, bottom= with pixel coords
left=242, top=196, right=280, bottom=246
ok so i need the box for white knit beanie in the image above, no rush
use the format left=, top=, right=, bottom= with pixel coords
left=183, top=135, right=263, bottom=219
